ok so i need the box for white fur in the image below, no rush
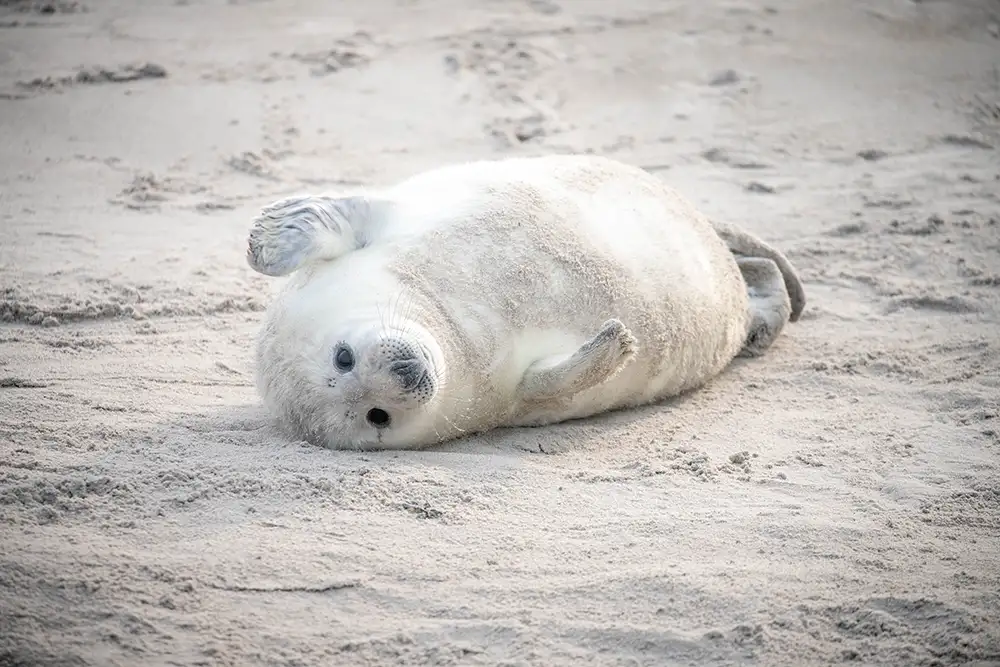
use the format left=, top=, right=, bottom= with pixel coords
left=248, top=155, right=805, bottom=450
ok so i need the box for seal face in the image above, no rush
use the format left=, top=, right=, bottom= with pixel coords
left=247, top=154, right=806, bottom=450
left=255, top=282, right=449, bottom=449
left=329, top=331, right=436, bottom=423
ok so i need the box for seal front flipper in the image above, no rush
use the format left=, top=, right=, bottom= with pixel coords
left=516, top=319, right=638, bottom=404
left=246, top=194, right=384, bottom=277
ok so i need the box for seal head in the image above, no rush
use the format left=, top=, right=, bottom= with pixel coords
left=256, top=279, right=447, bottom=449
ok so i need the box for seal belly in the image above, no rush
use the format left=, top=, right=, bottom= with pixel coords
left=481, top=160, right=750, bottom=425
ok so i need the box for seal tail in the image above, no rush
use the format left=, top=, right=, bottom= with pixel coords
left=709, top=219, right=806, bottom=322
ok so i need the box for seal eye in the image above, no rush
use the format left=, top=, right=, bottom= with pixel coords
left=334, top=344, right=355, bottom=372
left=366, top=408, right=391, bottom=429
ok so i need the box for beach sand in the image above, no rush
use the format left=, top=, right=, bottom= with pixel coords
left=1, top=0, right=999, bottom=665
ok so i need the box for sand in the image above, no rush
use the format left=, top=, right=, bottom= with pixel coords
left=1, top=0, right=999, bottom=665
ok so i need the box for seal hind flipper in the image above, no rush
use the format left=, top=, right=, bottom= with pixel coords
left=517, top=319, right=638, bottom=403
left=735, top=257, right=792, bottom=358
left=246, top=194, right=377, bottom=277
left=709, top=219, right=806, bottom=322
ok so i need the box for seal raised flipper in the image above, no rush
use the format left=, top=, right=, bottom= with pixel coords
left=246, top=194, right=384, bottom=277
left=709, top=219, right=806, bottom=322
left=517, top=319, right=638, bottom=404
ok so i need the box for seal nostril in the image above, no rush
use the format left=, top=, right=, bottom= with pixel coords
left=389, top=358, right=425, bottom=391
left=366, top=408, right=391, bottom=429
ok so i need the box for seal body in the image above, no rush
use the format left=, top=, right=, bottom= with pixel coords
left=248, top=155, right=805, bottom=450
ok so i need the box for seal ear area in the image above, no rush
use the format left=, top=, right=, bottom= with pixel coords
left=246, top=194, right=372, bottom=277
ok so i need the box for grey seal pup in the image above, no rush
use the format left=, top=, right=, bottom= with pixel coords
left=246, top=154, right=806, bottom=450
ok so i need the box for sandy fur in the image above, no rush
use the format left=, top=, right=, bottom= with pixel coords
left=253, top=155, right=797, bottom=449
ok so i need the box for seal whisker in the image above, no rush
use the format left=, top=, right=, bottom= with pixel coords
left=375, top=300, right=388, bottom=337
left=429, top=418, right=446, bottom=443
left=392, top=290, right=409, bottom=330
left=392, top=289, right=417, bottom=339
left=382, top=292, right=398, bottom=335
left=439, top=412, right=467, bottom=435
left=379, top=291, right=402, bottom=339
left=433, top=391, right=478, bottom=425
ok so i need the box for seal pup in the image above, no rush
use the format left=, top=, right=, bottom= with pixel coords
left=246, top=154, right=805, bottom=450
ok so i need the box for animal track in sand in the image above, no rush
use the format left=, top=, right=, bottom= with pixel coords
left=226, top=151, right=286, bottom=181
left=770, top=596, right=1000, bottom=664
left=14, top=63, right=167, bottom=96
left=0, top=282, right=266, bottom=327
left=287, top=31, right=382, bottom=77
left=443, top=31, right=567, bottom=147
left=0, top=0, right=84, bottom=14
left=111, top=172, right=197, bottom=211
left=700, top=147, right=772, bottom=170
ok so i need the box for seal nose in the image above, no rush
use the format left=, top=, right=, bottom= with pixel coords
left=389, top=357, right=426, bottom=391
